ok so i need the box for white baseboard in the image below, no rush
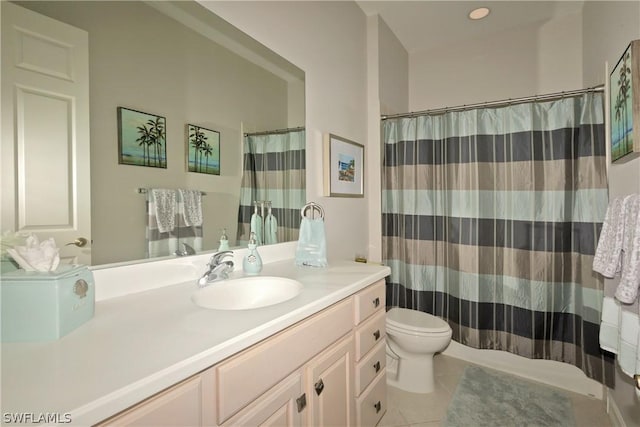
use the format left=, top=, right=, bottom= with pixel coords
left=607, top=388, right=627, bottom=427
left=442, top=340, right=605, bottom=399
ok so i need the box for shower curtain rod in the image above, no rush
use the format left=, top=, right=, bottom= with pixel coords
left=244, top=126, right=305, bottom=137
left=381, top=85, right=604, bottom=120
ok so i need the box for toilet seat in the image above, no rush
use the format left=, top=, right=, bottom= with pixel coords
left=386, top=307, right=451, bottom=335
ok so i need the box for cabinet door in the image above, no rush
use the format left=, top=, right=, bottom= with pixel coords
left=305, top=334, right=355, bottom=427
left=221, top=371, right=304, bottom=427
left=99, top=375, right=205, bottom=426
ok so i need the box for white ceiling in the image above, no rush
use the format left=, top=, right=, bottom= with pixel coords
left=356, top=1, right=585, bottom=54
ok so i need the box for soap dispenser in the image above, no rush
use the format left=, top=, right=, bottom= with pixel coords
left=243, top=232, right=263, bottom=275
left=218, top=228, right=230, bottom=252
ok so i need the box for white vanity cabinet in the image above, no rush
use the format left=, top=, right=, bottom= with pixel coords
left=353, top=280, right=387, bottom=426
left=95, top=279, right=387, bottom=427
left=215, top=297, right=354, bottom=426
left=97, top=370, right=216, bottom=426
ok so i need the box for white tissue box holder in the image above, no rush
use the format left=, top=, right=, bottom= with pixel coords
left=1, top=265, right=95, bottom=342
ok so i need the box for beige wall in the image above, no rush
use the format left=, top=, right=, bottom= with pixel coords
left=583, top=2, right=640, bottom=425
left=202, top=1, right=370, bottom=262
left=18, top=1, right=296, bottom=265
left=408, top=12, right=583, bottom=111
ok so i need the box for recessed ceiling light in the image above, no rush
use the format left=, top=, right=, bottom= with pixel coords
left=469, top=7, right=490, bottom=20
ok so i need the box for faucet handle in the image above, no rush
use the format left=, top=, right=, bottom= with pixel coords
left=210, top=250, right=234, bottom=265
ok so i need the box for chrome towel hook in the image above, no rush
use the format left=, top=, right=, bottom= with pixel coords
left=301, top=202, right=325, bottom=220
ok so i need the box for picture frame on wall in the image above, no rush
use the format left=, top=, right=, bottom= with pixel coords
left=323, top=133, right=364, bottom=197
left=610, top=39, right=640, bottom=163
left=186, top=124, right=220, bottom=175
left=117, top=107, right=167, bottom=168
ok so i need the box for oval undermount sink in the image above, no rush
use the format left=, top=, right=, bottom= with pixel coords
left=191, top=276, right=303, bottom=310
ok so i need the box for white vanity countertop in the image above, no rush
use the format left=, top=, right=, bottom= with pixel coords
left=1, top=258, right=390, bottom=426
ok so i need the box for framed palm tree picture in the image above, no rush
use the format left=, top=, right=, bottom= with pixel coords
left=610, top=40, right=640, bottom=163
left=187, top=124, right=220, bottom=175
left=117, top=107, right=167, bottom=168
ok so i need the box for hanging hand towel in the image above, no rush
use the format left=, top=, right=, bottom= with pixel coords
left=295, top=217, right=327, bottom=267
left=178, top=189, right=203, bottom=227
left=264, top=212, right=278, bottom=245
left=250, top=212, right=263, bottom=246
left=593, top=196, right=625, bottom=277
left=150, top=189, right=177, bottom=233
left=615, top=195, right=640, bottom=304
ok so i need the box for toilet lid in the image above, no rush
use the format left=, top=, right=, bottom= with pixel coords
left=387, top=308, right=451, bottom=334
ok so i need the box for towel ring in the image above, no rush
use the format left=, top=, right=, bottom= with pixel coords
left=301, top=202, right=324, bottom=220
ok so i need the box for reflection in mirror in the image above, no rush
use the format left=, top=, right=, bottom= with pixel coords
left=10, top=0, right=305, bottom=266
left=238, top=127, right=306, bottom=246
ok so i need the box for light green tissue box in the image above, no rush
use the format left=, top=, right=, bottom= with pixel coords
left=1, top=265, right=95, bottom=342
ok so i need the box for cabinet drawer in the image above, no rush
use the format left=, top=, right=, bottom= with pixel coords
left=221, top=371, right=304, bottom=427
left=356, top=371, right=386, bottom=427
left=216, top=297, right=353, bottom=424
left=355, top=309, right=386, bottom=361
left=98, top=375, right=205, bottom=426
left=354, top=280, right=385, bottom=325
left=355, top=339, right=386, bottom=396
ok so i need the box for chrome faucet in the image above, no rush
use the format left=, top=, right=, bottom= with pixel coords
left=175, top=243, right=196, bottom=257
left=197, top=251, right=234, bottom=287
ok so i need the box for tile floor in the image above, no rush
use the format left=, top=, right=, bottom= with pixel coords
left=379, top=354, right=612, bottom=427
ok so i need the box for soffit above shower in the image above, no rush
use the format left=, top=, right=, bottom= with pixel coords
left=356, top=1, right=585, bottom=54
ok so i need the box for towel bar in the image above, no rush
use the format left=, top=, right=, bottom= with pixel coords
left=138, top=188, right=206, bottom=195
left=301, top=202, right=324, bottom=220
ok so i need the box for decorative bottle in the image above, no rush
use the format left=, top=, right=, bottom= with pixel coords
left=242, top=232, right=263, bottom=275
left=218, top=228, right=230, bottom=252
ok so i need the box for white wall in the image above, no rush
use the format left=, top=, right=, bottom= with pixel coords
left=201, top=1, right=370, bottom=262
left=583, top=2, right=640, bottom=425
left=408, top=12, right=583, bottom=111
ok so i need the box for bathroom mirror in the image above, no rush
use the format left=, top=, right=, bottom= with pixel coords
left=9, top=0, right=305, bottom=266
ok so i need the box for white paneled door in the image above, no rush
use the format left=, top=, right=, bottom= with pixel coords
left=1, top=2, right=91, bottom=265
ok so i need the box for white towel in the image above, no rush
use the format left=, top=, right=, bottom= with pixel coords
left=599, top=296, right=640, bottom=384
left=593, top=197, right=624, bottom=277
left=599, top=296, right=620, bottom=353
left=264, top=213, right=278, bottom=245
left=178, top=189, right=203, bottom=227
left=616, top=195, right=640, bottom=303
left=150, top=189, right=176, bottom=233
left=618, top=310, right=640, bottom=378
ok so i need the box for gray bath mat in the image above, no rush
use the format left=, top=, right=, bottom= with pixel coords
left=442, top=365, right=575, bottom=427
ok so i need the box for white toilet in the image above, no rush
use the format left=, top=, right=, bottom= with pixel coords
left=386, top=307, right=452, bottom=394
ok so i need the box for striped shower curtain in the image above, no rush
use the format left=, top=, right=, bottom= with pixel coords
left=238, top=128, right=306, bottom=244
left=382, top=92, right=615, bottom=386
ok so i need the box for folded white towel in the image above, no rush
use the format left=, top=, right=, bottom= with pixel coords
left=178, top=189, right=203, bottom=227
left=616, top=194, right=640, bottom=303
left=150, top=189, right=176, bottom=233
left=599, top=296, right=621, bottom=353
left=599, top=296, right=640, bottom=383
left=618, top=310, right=640, bottom=378
left=593, top=197, right=624, bottom=277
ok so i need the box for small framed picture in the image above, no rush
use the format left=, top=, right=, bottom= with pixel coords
left=187, top=124, right=220, bottom=175
left=117, top=107, right=166, bottom=168
left=324, top=133, right=364, bottom=197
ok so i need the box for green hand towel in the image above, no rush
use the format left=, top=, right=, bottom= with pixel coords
left=295, top=217, right=327, bottom=267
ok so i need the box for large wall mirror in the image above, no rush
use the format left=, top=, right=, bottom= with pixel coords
left=6, top=0, right=305, bottom=267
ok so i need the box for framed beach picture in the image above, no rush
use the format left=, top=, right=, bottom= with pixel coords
left=186, top=124, right=220, bottom=175
left=610, top=40, right=640, bottom=163
left=324, top=133, right=364, bottom=197
left=117, top=107, right=166, bottom=168
left=117, top=107, right=167, bottom=168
